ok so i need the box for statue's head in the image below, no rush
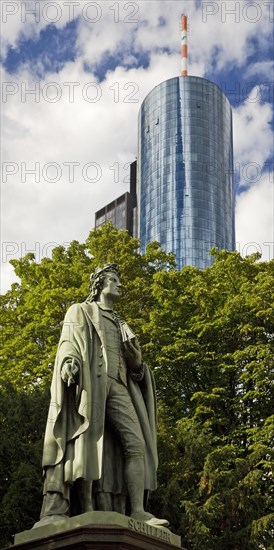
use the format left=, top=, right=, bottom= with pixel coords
left=87, top=263, right=120, bottom=302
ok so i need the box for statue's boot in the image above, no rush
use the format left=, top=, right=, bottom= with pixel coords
left=77, top=479, right=93, bottom=513
left=126, top=456, right=169, bottom=527
left=131, top=510, right=170, bottom=527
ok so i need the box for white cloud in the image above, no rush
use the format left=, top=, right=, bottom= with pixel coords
left=0, top=0, right=83, bottom=58
left=1, top=59, right=147, bottom=292
left=1, top=1, right=273, bottom=293
left=236, top=172, right=274, bottom=261
left=2, top=1, right=272, bottom=76
left=186, top=1, right=273, bottom=73
left=233, top=90, right=273, bottom=171
left=244, top=60, right=274, bottom=78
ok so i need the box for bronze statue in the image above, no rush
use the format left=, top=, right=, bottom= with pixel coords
left=36, top=264, right=168, bottom=527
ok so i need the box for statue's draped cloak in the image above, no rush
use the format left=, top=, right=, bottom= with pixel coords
left=42, top=302, right=158, bottom=498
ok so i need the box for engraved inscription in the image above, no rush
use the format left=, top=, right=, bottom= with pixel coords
left=128, top=518, right=171, bottom=543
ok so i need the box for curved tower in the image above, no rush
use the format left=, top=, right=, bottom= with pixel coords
left=137, top=75, right=235, bottom=269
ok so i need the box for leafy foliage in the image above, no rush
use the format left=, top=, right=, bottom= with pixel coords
left=0, top=228, right=273, bottom=549
left=0, top=383, right=47, bottom=546
left=145, top=250, right=274, bottom=549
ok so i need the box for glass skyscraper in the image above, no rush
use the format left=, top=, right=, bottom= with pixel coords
left=137, top=76, right=235, bottom=269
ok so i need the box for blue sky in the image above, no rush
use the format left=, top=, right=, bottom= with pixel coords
left=1, top=0, right=273, bottom=292
left=3, top=20, right=78, bottom=76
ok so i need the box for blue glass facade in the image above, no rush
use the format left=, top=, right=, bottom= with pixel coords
left=137, top=76, right=235, bottom=269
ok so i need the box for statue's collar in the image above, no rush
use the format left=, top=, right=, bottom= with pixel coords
left=97, top=304, right=113, bottom=312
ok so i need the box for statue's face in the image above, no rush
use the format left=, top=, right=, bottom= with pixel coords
left=100, top=271, right=121, bottom=301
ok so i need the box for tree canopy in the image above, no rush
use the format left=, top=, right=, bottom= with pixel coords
left=0, top=225, right=273, bottom=549
left=145, top=249, right=274, bottom=549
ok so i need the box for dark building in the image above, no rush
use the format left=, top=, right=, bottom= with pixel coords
left=95, top=161, right=137, bottom=236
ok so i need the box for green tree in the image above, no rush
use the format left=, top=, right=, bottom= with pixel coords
left=0, top=230, right=273, bottom=550
left=0, top=383, right=48, bottom=547
left=144, top=250, right=274, bottom=549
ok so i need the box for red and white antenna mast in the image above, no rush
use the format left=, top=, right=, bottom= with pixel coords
left=181, top=14, right=188, bottom=76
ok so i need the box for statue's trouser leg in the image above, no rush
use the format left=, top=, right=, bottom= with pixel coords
left=75, top=478, right=93, bottom=513
left=96, top=491, right=113, bottom=511
left=96, top=491, right=127, bottom=514
left=125, top=456, right=146, bottom=514
left=106, top=378, right=146, bottom=515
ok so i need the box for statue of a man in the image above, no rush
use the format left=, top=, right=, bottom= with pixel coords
left=37, top=264, right=168, bottom=527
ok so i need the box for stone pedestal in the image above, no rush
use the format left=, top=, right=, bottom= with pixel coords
left=11, top=512, right=182, bottom=549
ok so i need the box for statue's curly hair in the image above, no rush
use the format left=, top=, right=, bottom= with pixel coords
left=86, top=263, right=120, bottom=302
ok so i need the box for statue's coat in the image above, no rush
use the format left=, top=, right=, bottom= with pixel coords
left=42, top=302, right=158, bottom=497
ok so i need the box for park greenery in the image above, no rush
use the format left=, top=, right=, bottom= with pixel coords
left=0, top=224, right=273, bottom=549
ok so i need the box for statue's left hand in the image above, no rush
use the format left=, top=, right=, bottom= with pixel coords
left=124, top=338, right=142, bottom=371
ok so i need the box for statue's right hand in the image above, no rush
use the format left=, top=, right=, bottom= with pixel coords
left=61, top=359, right=79, bottom=387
